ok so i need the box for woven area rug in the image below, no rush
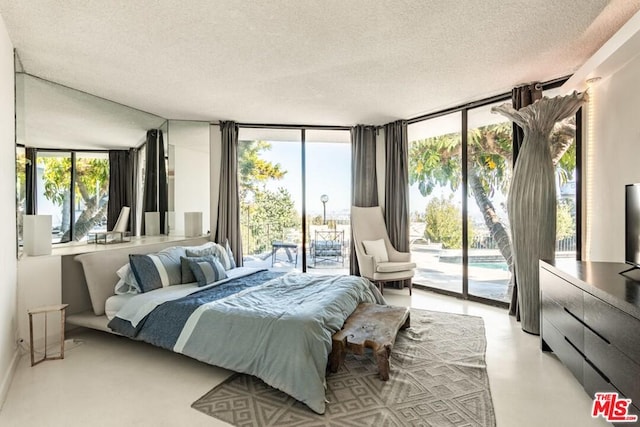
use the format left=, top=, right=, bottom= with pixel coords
left=192, top=308, right=495, bottom=427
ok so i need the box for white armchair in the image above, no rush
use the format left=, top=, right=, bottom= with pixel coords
left=351, top=206, right=416, bottom=295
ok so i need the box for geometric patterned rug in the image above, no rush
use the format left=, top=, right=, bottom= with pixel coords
left=192, top=308, right=495, bottom=427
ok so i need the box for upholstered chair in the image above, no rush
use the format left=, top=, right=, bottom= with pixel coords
left=351, top=206, right=416, bottom=295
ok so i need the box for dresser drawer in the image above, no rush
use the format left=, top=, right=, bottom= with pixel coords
left=584, top=360, right=640, bottom=427
left=542, top=292, right=584, bottom=352
left=540, top=268, right=583, bottom=320
left=585, top=327, right=640, bottom=406
left=542, top=318, right=583, bottom=382
left=583, top=358, right=616, bottom=399
left=584, top=292, right=640, bottom=362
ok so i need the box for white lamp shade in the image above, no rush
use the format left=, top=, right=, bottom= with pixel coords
left=23, top=215, right=52, bottom=256
left=184, top=212, right=203, bottom=237
left=145, top=212, right=160, bottom=236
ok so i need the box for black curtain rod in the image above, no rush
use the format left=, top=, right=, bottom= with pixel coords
left=407, top=75, right=571, bottom=125
left=26, top=147, right=110, bottom=153
left=231, top=123, right=352, bottom=131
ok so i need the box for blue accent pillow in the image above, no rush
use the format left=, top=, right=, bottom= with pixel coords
left=187, top=243, right=234, bottom=271
left=181, top=254, right=220, bottom=284
left=182, top=255, right=227, bottom=287
left=129, top=246, right=186, bottom=293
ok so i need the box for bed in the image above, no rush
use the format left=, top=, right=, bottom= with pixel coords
left=68, top=239, right=383, bottom=414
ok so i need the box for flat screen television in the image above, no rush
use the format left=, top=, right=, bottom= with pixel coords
left=623, top=183, right=640, bottom=274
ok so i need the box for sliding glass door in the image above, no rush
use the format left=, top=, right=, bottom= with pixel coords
left=237, top=127, right=351, bottom=273
left=305, top=130, right=351, bottom=275
left=237, top=129, right=303, bottom=270
left=466, top=102, right=513, bottom=303
left=408, top=89, right=580, bottom=304
left=408, top=113, right=463, bottom=294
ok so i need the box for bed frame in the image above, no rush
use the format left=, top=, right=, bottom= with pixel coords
left=64, top=237, right=210, bottom=333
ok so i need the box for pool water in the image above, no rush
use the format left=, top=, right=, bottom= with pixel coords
left=470, top=262, right=509, bottom=271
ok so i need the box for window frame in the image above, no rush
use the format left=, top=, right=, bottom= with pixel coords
left=19, top=146, right=110, bottom=244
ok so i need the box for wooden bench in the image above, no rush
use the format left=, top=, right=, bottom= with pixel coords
left=329, top=303, right=410, bottom=380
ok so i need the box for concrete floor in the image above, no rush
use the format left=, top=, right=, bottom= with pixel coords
left=0, top=288, right=606, bottom=427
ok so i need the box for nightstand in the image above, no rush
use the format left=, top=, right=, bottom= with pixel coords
left=28, top=303, right=69, bottom=367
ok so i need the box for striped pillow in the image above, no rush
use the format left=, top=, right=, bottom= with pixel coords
left=180, top=254, right=221, bottom=284
left=129, top=246, right=186, bottom=293
left=183, top=255, right=227, bottom=287
left=187, top=243, right=234, bottom=271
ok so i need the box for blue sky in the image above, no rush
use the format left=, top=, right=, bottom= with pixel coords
left=259, top=141, right=352, bottom=217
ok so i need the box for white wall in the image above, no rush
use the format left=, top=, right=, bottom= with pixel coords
left=0, top=13, right=17, bottom=407
left=587, top=52, right=640, bottom=262
left=167, top=120, right=210, bottom=236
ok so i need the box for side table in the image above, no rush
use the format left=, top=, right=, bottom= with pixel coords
left=271, top=241, right=298, bottom=267
left=28, top=303, right=69, bottom=367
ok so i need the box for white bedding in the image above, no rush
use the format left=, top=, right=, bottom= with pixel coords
left=105, top=294, right=136, bottom=320
left=113, top=266, right=265, bottom=326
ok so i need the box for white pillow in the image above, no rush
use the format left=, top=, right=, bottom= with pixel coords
left=362, top=239, right=389, bottom=263
left=114, top=278, right=137, bottom=295
left=115, top=264, right=141, bottom=294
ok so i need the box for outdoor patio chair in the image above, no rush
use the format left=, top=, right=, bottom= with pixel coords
left=311, top=230, right=344, bottom=267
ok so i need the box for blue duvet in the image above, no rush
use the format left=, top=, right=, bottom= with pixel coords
left=109, top=270, right=382, bottom=414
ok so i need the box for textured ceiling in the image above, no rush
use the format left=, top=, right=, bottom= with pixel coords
left=2, top=0, right=640, bottom=126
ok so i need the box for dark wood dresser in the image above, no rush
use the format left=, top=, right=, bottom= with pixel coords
left=540, top=260, right=640, bottom=424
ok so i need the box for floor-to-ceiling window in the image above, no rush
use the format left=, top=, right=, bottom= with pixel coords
left=238, top=129, right=303, bottom=270
left=305, top=130, right=351, bottom=275
left=237, top=127, right=350, bottom=273
left=546, top=88, right=579, bottom=260
left=407, top=81, right=581, bottom=305
left=408, top=112, right=463, bottom=294
left=466, top=102, right=513, bottom=303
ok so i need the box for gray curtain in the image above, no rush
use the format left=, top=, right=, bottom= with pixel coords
left=141, top=129, right=168, bottom=235
left=107, top=148, right=137, bottom=233
left=350, top=125, right=378, bottom=275
left=216, top=121, right=243, bottom=267
left=384, top=120, right=411, bottom=289
left=494, top=91, right=586, bottom=334
left=24, top=147, right=37, bottom=214
left=509, top=83, right=543, bottom=319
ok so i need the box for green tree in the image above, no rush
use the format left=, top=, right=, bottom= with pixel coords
left=246, top=188, right=300, bottom=253
left=238, top=140, right=285, bottom=201
left=556, top=200, right=575, bottom=241
left=238, top=140, right=300, bottom=254
left=410, top=118, right=577, bottom=268
left=38, top=157, right=109, bottom=242
left=424, top=196, right=474, bottom=249
left=424, top=196, right=462, bottom=249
